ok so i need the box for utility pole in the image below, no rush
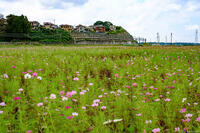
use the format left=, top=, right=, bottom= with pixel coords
left=157, top=32, right=160, bottom=44
left=195, top=29, right=198, bottom=43
left=170, top=33, right=173, bottom=45
left=165, top=36, right=167, bottom=43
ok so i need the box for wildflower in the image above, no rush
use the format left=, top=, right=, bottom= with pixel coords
left=92, top=103, right=99, bottom=107
left=89, top=83, right=93, bottom=86
left=73, top=77, right=79, bottom=81
left=82, top=106, right=86, bottom=110
left=26, top=130, right=32, bottom=133
left=98, top=95, right=103, bottom=98
left=154, top=88, right=158, bottom=90
left=24, top=73, right=32, bottom=79
left=66, top=116, right=74, bottom=119
left=132, top=83, right=137, bottom=87
left=37, top=76, right=42, bottom=80
left=152, top=128, right=160, bottom=133
left=136, top=113, right=142, bottom=116
left=3, top=74, right=8, bottom=78
left=13, top=97, right=20, bottom=101
left=145, top=120, right=152, bottom=124
left=182, top=98, right=187, bottom=103
left=59, top=91, right=65, bottom=95
left=62, top=97, right=68, bottom=101
left=0, top=102, right=6, bottom=106
left=125, top=86, right=130, bottom=88
left=32, top=72, right=37, bottom=77
left=155, top=99, right=160, bottom=102
left=196, top=116, right=200, bottom=122
left=114, top=74, right=118, bottom=77
left=174, top=127, right=180, bottom=132
left=113, top=119, right=123, bottom=122
left=93, top=99, right=100, bottom=103
left=179, top=108, right=186, bottom=113
left=0, top=111, right=3, bottom=114
left=12, top=66, right=16, bottom=68
left=18, top=88, right=23, bottom=92
left=50, top=94, right=56, bottom=99
left=60, top=114, right=65, bottom=116
left=164, top=98, right=171, bottom=102
left=185, top=114, right=193, bottom=118
left=72, top=112, right=78, bottom=116
left=80, top=92, right=85, bottom=95
left=101, top=106, right=106, bottom=110
left=61, top=83, right=64, bottom=85
left=65, top=106, right=70, bottom=109
left=27, top=70, right=32, bottom=73
left=66, top=92, right=72, bottom=97
left=37, top=103, right=43, bottom=107
left=71, top=91, right=77, bottom=95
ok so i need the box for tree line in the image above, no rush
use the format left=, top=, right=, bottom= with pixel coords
left=0, top=14, right=72, bottom=43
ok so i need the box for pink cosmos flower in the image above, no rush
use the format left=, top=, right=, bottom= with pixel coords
left=60, top=114, right=65, bottom=116
left=132, top=83, right=137, bottom=87
left=175, top=127, right=180, bottom=132
left=12, top=66, right=16, bottom=68
left=71, top=91, right=77, bottom=95
left=65, top=106, right=70, bottom=109
left=27, top=70, right=32, bottom=72
left=61, top=83, right=64, bottom=85
left=196, top=116, right=200, bottom=122
left=154, top=88, right=158, bottom=90
left=155, top=99, right=160, bottom=102
left=136, top=113, right=142, bottom=116
left=101, top=106, right=106, bottom=110
left=185, top=114, right=193, bottom=118
left=179, top=108, right=186, bottom=113
left=73, top=77, right=79, bottom=81
left=37, top=103, right=43, bottom=107
left=126, top=86, right=130, bottom=89
left=0, top=110, right=3, bottom=114
left=92, top=103, right=99, bottom=107
left=26, top=130, right=32, bottom=133
left=82, top=106, right=86, bottom=110
left=114, top=74, right=118, bottom=77
left=66, top=92, right=72, bottom=97
left=152, top=128, right=160, bottom=133
left=66, top=116, right=74, bottom=119
left=32, top=72, right=37, bottom=77
left=164, top=98, right=171, bottom=102
left=0, top=102, right=6, bottom=106
left=18, top=88, right=23, bottom=92
left=13, top=97, right=20, bottom=101
left=59, top=91, right=65, bottom=95
left=80, top=92, right=85, bottom=95
left=50, top=94, right=56, bottom=99
left=89, top=83, right=93, bottom=86
left=93, top=99, right=100, bottom=103
left=3, top=74, right=8, bottom=78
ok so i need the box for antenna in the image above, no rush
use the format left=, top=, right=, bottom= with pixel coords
left=157, top=32, right=160, bottom=43
left=195, top=29, right=198, bottom=43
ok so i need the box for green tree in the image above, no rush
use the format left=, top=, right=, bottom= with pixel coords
left=6, top=14, right=31, bottom=33
left=94, top=21, right=104, bottom=26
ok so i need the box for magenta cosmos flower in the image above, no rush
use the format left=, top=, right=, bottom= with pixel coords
left=13, top=97, right=20, bottom=101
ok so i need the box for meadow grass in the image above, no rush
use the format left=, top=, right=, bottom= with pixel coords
left=0, top=45, right=200, bottom=133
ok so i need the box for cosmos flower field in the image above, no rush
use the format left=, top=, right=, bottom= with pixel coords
left=0, top=45, right=200, bottom=133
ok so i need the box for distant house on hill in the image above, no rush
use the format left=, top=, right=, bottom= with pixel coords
left=94, top=25, right=105, bottom=33
left=43, top=22, right=58, bottom=29
left=88, top=25, right=95, bottom=32
left=60, top=24, right=73, bottom=32
left=29, top=21, right=40, bottom=30
left=109, top=25, right=116, bottom=31
left=75, top=24, right=87, bottom=32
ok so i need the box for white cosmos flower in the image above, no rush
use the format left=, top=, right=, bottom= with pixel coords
left=37, top=76, right=42, bottom=80
left=72, top=112, right=78, bottom=116
left=50, top=94, right=56, bottom=99
left=62, top=97, right=68, bottom=101
left=103, top=119, right=123, bottom=125
left=24, top=73, right=32, bottom=79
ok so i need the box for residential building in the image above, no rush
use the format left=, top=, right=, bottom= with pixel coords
left=60, top=24, right=73, bottom=32
left=88, top=25, right=95, bottom=32
left=75, top=24, right=87, bottom=32
left=43, top=22, right=58, bottom=29
left=94, top=25, right=105, bottom=33
left=29, top=21, right=40, bottom=30
left=109, top=25, right=116, bottom=31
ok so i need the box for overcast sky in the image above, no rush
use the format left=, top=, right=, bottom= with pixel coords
left=0, top=0, right=200, bottom=42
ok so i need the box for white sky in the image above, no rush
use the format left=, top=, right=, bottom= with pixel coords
left=0, top=0, right=200, bottom=42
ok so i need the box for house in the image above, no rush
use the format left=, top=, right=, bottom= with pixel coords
left=43, top=22, right=58, bottom=29
left=60, top=24, right=73, bottom=32
left=94, top=25, right=105, bottom=33
left=109, top=25, right=116, bottom=31
left=0, top=18, right=6, bottom=33
left=75, top=24, right=87, bottom=32
left=29, top=21, right=40, bottom=30
left=88, top=25, right=95, bottom=32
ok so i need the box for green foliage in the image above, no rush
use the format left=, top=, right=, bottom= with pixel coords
left=0, top=18, right=6, bottom=33
left=29, top=27, right=72, bottom=43
left=94, top=21, right=113, bottom=32
left=5, top=14, right=31, bottom=33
